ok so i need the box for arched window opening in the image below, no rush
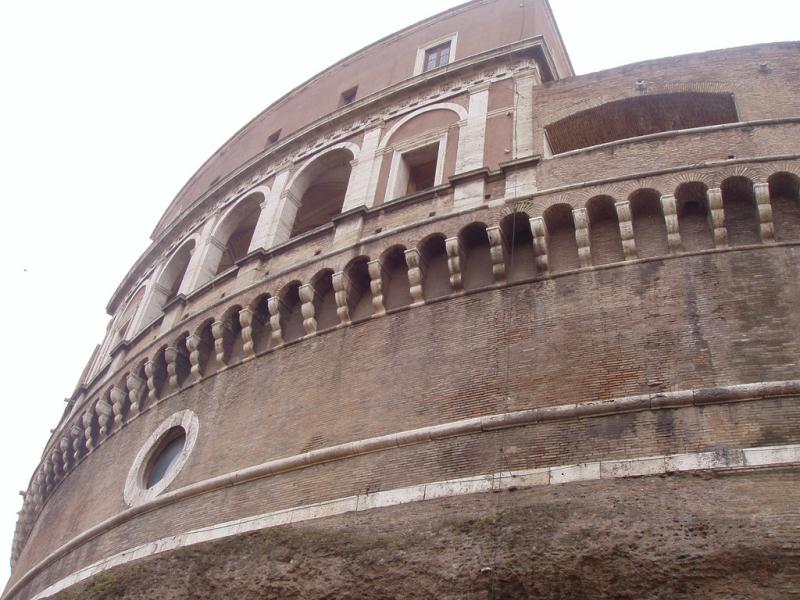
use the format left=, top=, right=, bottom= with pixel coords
left=769, top=172, right=800, bottom=242
left=195, top=320, right=216, bottom=376
left=721, top=176, right=759, bottom=246
left=500, top=212, right=536, bottom=282
left=215, top=197, right=262, bottom=275
left=420, top=235, right=450, bottom=300
left=162, top=241, right=195, bottom=307
left=311, top=270, right=339, bottom=331
left=344, top=257, right=373, bottom=321
left=280, top=282, right=305, bottom=343
left=675, top=182, right=713, bottom=251
left=630, top=189, right=669, bottom=258
left=543, top=204, right=579, bottom=273
left=291, top=149, right=354, bottom=238
left=250, top=294, right=272, bottom=354
left=382, top=246, right=413, bottom=310
left=459, top=223, right=493, bottom=291
left=587, top=196, right=624, bottom=265
left=220, top=305, right=244, bottom=365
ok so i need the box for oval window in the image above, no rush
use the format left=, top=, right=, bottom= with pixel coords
left=144, top=426, right=187, bottom=488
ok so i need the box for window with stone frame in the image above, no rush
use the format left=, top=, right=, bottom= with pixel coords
left=423, top=41, right=451, bottom=71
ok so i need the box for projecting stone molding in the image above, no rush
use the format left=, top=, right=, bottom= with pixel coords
left=20, top=441, right=800, bottom=600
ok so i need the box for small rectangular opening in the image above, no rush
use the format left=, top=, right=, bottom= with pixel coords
left=424, top=41, right=451, bottom=72
left=340, top=86, right=358, bottom=106
left=403, top=143, right=439, bottom=195
left=267, top=129, right=281, bottom=145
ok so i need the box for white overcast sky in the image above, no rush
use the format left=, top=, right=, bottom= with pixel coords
left=0, top=0, right=797, bottom=585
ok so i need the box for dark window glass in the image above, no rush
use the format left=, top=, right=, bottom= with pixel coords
left=423, top=41, right=451, bottom=72
left=146, top=428, right=186, bottom=488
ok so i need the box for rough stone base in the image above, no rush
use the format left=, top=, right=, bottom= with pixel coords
left=53, top=468, right=800, bottom=600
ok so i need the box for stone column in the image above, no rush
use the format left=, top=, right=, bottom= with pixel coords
left=615, top=200, right=637, bottom=261
left=110, top=386, right=127, bottom=430
left=405, top=249, right=426, bottom=306
left=298, top=284, right=318, bottom=336
left=753, top=182, right=775, bottom=243
left=367, top=258, right=387, bottom=316
left=573, top=208, right=592, bottom=268
left=332, top=271, right=352, bottom=325
left=486, top=225, right=507, bottom=284
left=445, top=237, right=464, bottom=292
left=660, top=194, right=682, bottom=254
left=212, top=320, right=233, bottom=368
left=239, top=308, right=257, bottom=360
left=267, top=296, right=286, bottom=347
left=530, top=216, right=549, bottom=275
left=707, top=187, right=728, bottom=248
left=186, top=334, right=204, bottom=382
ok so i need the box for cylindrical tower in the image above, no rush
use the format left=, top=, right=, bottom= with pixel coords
left=5, top=1, right=800, bottom=598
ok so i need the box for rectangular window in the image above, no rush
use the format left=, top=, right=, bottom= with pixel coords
left=388, top=140, right=443, bottom=201
left=339, top=86, right=358, bottom=107
left=404, top=144, right=439, bottom=194
left=423, top=41, right=451, bottom=72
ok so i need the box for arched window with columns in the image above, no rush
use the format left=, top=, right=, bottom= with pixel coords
left=210, top=193, right=263, bottom=275
left=134, top=238, right=196, bottom=329
left=287, top=146, right=357, bottom=238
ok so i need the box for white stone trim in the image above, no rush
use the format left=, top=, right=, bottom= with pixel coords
left=28, top=443, right=800, bottom=600
left=455, top=86, right=489, bottom=174
left=123, top=410, right=199, bottom=507
left=377, top=102, right=467, bottom=152
left=413, top=32, right=459, bottom=76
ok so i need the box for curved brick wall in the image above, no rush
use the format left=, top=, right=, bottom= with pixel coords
left=4, top=2, right=799, bottom=597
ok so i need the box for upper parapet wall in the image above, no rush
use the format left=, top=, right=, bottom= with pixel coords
left=150, top=0, right=572, bottom=241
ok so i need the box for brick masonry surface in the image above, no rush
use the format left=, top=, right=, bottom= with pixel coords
left=9, top=245, right=800, bottom=597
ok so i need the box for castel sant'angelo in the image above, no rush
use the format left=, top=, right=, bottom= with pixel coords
left=4, top=1, right=800, bottom=598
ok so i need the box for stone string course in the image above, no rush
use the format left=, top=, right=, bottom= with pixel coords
left=21, top=443, right=800, bottom=600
